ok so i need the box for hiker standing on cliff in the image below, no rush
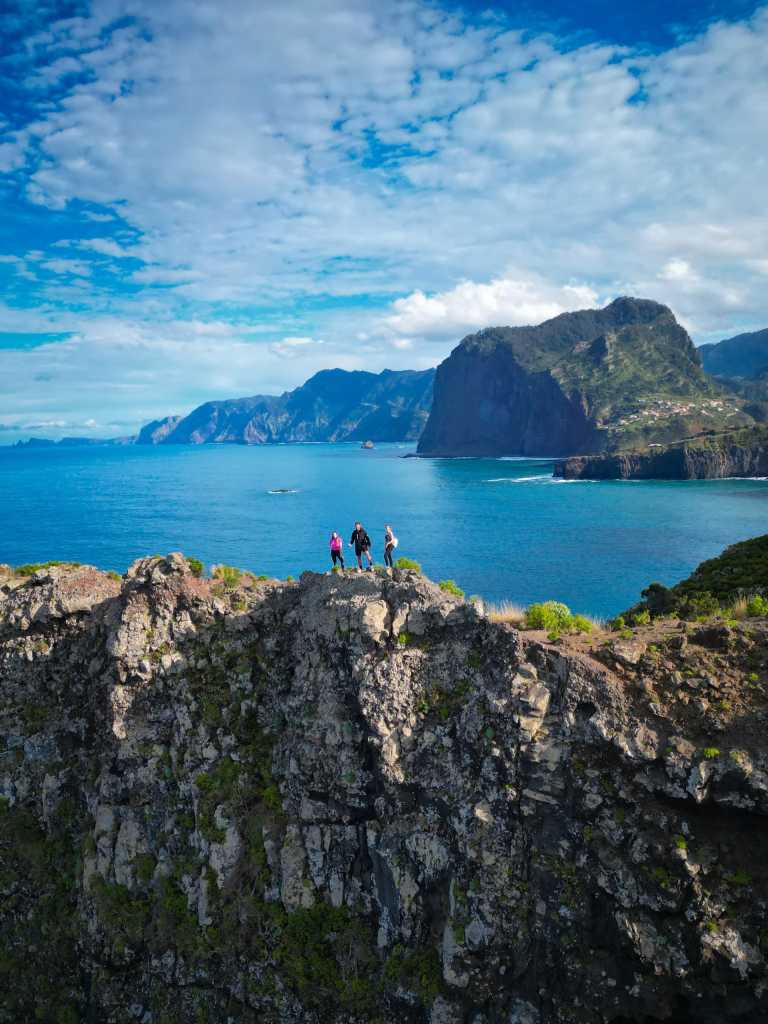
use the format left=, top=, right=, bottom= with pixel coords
left=329, top=531, right=345, bottom=572
left=350, top=522, right=373, bottom=571
left=383, top=524, right=398, bottom=569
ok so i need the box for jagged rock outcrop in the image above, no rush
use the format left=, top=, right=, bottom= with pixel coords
left=556, top=426, right=768, bottom=479
left=418, top=298, right=750, bottom=457
left=136, top=368, right=435, bottom=445
left=3, top=558, right=768, bottom=1022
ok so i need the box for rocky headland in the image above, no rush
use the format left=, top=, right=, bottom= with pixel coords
left=3, top=555, right=768, bottom=1022
left=555, top=425, right=768, bottom=480
left=417, top=297, right=750, bottom=458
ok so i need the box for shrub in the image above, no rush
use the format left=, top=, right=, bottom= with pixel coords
left=186, top=557, right=204, bottom=578
left=679, top=592, right=721, bottom=620
left=524, top=601, right=574, bottom=633
left=571, top=614, right=594, bottom=634
left=746, top=594, right=768, bottom=617
left=673, top=834, right=687, bottom=852
left=14, top=560, right=81, bottom=577
left=212, top=564, right=242, bottom=590
left=609, top=615, right=626, bottom=631
left=438, top=579, right=464, bottom=598
left=395, top=557, right=422, bottom=573
left=702, top=747, right=720, bottom=759
left=633, top=609, right=651, bottom=626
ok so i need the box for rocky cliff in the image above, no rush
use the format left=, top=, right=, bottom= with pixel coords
left=136, top=368, right=435, bottom=445
left=418, top=298, right=749, bottom=457
left=3, top=557, right=768, bottom=1023
left=555, top=426, right=768, bottom=479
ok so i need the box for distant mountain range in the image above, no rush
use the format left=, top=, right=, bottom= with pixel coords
left=418, top=297, right=752, bottom=457
left=13, top=436, right=134, bottom=449
left=699, top=327, right=768, bottom=379
left=136, top=368, right=435, bottom=445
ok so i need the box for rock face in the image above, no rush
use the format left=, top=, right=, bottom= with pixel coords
left=556, top=426, right=768, bottom=479
left=3, top=559, right=768, bottom=1022
left=700, top=328, right=768, bottom=380
left=136, top=416, right=183, bottom=445
left=137, top=368, right=435, bottom=445
left=418, top=297, right=749, bottom=457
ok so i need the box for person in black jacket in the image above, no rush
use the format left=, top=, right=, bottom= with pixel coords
left=349, top=522, right=373, bottom=571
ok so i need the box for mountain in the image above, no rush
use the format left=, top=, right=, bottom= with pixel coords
left=418, top=297, right=751, bottom=457
left=135, top=415, right=182, bottom=445
left=555, top=424, right=768, bottom=480
left=137, top=368, right=435, bottom=445
left=3, top=552, right=768, bottom=1022
left=699, top=327, right=768, bottom=379
left=12, top=435, right=134, bottom=448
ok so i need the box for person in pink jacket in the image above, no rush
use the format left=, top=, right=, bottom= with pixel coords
left=329, top=531, right=345, bottom=572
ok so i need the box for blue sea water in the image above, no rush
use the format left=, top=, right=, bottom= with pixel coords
left=0, top=442, right=766, bottom=618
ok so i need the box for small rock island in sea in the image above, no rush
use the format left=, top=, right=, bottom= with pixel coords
left=2, top=538, right=768, bottom=1022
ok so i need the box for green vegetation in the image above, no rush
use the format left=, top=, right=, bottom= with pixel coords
left=211, top=564, right=242, bottom=590
left=620, top=534, right=768, bottom=623
left=438, top=579, right=464, bottom=597
left=702, top=747, right=720, bottom=759
left=673, top=834, right=688, bottom=852
left=724, top=869, right=752, bottom=886
left=196, top=757, right=241, bottom=842
left=382, top=945, right=443, bottom=1004
left=0, top=800, right=84, bottom=1020
left=523, top=601, right=594, bottom=638
left=13, top=560, right=81, bottom=576
left=395, top=557, right=422, bottom=573
left=275, top=903, right=378, bottom=1013
left=186, top=557, right=204, bottom=577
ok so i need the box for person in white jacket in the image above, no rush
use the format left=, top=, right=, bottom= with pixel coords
left=383, top=524, right=398, bottom=568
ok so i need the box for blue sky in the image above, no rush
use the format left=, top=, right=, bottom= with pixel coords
left=0, top=0, right=767, bottom=440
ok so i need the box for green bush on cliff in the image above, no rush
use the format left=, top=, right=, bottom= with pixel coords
left=395, top=557, right=422, bottom=573
left=275, top=903, right=378, bottom=1013
left=211, top=564, right=242, bottom=590
left=619, top=535, right=768, bottom=622
left=524, top=601, right=573, bottom=633
left=13, top=560, right=81, bottom=577
left=186, top=557, right=204, bottom=577
left=438, top=579, right=464, bottom=597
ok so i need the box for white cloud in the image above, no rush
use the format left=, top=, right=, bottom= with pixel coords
left=0, top=141, right=25, bottom=172
left=80, top=238, right=132, bottom=258
left=659, top=259, right=698, bottom=283
left=40, top=258, right=92, bottom=277
left=269, top=336, right=324, bottom=358
left=378, top=273, right=601, bottom=343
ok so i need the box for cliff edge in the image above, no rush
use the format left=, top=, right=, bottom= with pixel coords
left=2, top=557, right=768, bottom=1022
left=555, top=425, right=768, bottom=479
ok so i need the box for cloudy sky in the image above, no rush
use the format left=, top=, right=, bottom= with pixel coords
left=1, top=0, right=766, bottom=439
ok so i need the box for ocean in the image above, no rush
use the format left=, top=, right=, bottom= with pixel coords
left=1, top=442, right=766, bottom=618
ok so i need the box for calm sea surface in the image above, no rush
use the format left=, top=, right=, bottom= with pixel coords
left=1, top=442, right=766, bottom=618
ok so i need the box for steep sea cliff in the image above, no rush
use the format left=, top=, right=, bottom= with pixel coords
left=3, top=557, right=768, bottom=1022
left=556, top=427, right=768, bottom=480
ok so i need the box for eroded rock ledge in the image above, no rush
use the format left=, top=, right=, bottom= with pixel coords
left=2, top=556, right=768, bottom=1023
